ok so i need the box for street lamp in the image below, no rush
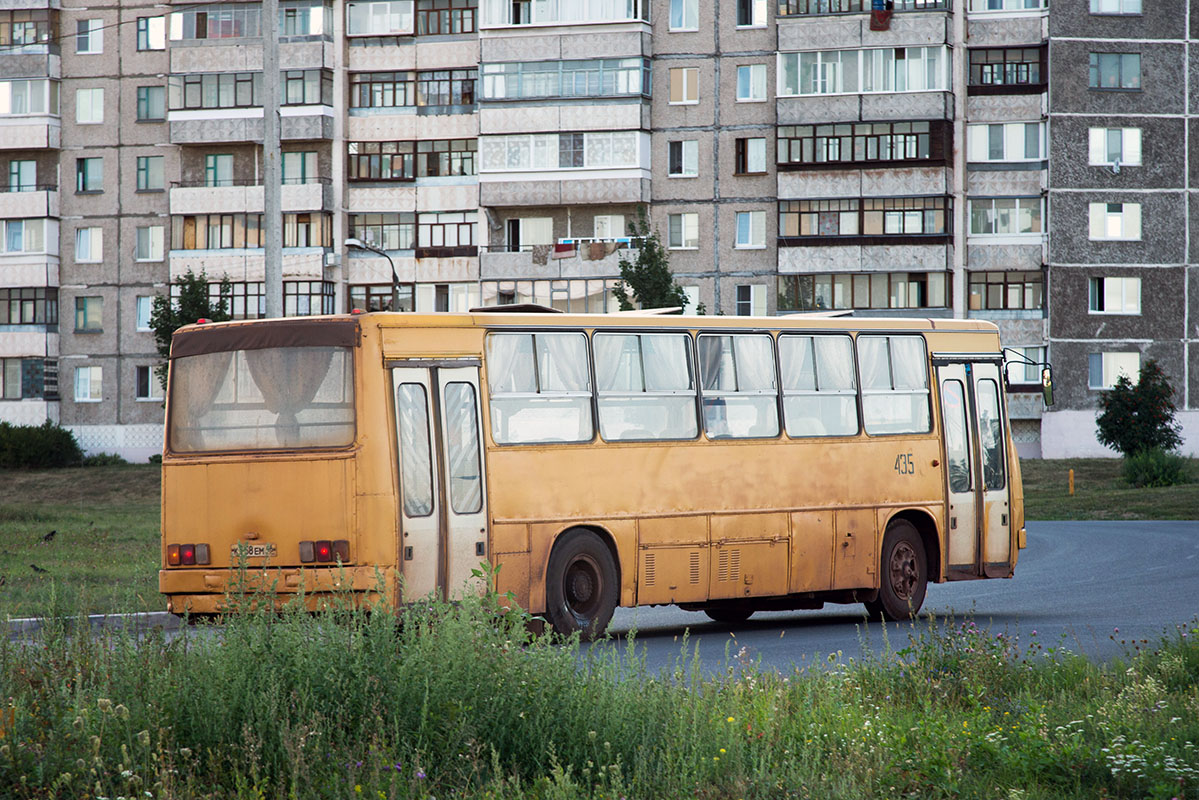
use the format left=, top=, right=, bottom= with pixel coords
left=344, top=237, right=400, bottom=312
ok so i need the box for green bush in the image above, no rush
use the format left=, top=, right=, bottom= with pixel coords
left=0, top=420, right=83, bottom=469
left=1122, top=447, right=1193, bottom=488
left=82, top=452, right=128, bottom=467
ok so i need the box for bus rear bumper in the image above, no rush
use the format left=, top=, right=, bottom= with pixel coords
left=159, top=565, right=395, bottom=613
left=1017, top=527, right=1027, bottom=549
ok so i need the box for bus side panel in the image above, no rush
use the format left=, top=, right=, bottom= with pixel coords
left=637, top=516, right=709, bottom=606
left=832, top=509, right=877, bottom=590
left=491, top=523, right=531, bottom=609
left=789, top=511, right=834, bottom=594
left=526, top=519, right=637, bottom=615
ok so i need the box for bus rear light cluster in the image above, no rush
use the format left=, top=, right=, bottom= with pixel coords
left=167, top=543, right=211, bottom=566
left=299, top=539, right=350, bottom=563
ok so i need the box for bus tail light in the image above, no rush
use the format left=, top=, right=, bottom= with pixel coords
left=315, top=540, right=332, bottom=562
left=181, top=545, right=196, bottom=565
left=167, top=543, right=211, bottom=567
left=332, top=539, right=350, bottom=561
left=299, top=539, right=350, bottom=563
left=194, top=544, right=211, bottom=565
left=167, top=544, right=180, bottom=566
left=299, top=541, right=314, bottom=563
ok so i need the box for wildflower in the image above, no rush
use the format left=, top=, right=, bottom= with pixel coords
left=355, top=785, right=362, bottom=793
left=115, top=705, right=130, bottom=720
left=98, top=699, right=113, bottom=713
left=73, top=717, right=84, bottom=730
left=720, top=748, right=726, bottom=754
left=75, top=760, right=86, bottom=772
left=416, top=770, right=426, bottom=780
left=713, top=756, right=719, bottom=762
left=137, top=731, right=150, bottom=747
left=727, top=716, right=735, bottom=723
left=179, top=748, right=192, bottom=758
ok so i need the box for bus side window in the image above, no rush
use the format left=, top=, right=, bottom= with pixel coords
left=858, top=335, right=930, bottom=435
left=779, top=334, right=858, bottom=437
left=594, top=332, right=698, bottom=441
left=485, top=332, right=593, bottom=444
left=698, top=334, right=779, bottom=439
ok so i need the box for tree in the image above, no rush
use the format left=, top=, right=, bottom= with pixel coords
left=1095, top=358, right=1183, bottom=456
left=612, top=207, right=690, bottom=312
left=149, top=269, right=232, bottom=389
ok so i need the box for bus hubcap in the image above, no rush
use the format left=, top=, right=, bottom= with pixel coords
left=566, top=559, right=597, bottom=609
left=890, top=542, right=919, bottom=600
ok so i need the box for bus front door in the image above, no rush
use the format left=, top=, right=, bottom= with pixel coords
left=937, top=361, right=1011, bottom=577
left=391, top=363, right=489, bottom=603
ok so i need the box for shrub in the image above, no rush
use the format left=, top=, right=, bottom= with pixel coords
left=1122, top=447, right=1193, bottom=488
left=1096, top=359, right=1183, bottom=456
left=0, top=420, right=83, bottom=469
left=82, top=452, right=128, bottom=467
left=148, top=453, right=163, bottom=464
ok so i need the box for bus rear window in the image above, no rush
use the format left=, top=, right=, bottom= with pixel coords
left=169, top=346, right=355, bottom=453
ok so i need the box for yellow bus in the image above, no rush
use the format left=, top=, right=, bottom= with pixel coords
left=159, top=309, right=1030, bottom=638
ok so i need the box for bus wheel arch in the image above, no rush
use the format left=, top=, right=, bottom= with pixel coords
left=887, top=509, right=941, bottom=583
left=865, top=516, right=930, bottom=621
left=543, top=526, right=620, bottom=641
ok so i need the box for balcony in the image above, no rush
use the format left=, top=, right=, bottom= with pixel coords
left=0, top=115, right=60, bottom=150
left=169, top=178, right=332, bottom=215
left=480, top=238, right=640, bottom=280
left=169, top=106, right=334, bottom=144
left=169, top=248, right=331, bottom=284
left=0, top=186, right=57, bottom=218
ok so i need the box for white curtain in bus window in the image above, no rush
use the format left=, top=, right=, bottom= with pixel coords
left=858, top=335, right=931, bottom=435
left=941, top=379, right=971, bottom=493
left=779, top=335, right=858, bottom=437
left=396, top=383, right=434, bottom=517
left=976, top=378, right=1006, bottom=490
left=169, top=346, right=354, bottom=452
left=444, top=382, right=482, bottom=513
left=594, top=333, right=697, bottom=440
left=698, top=334, right=779, bottom=438
left=485, top=332, right=592, bottom=444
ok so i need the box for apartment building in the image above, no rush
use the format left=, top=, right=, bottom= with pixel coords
left=0, top=0, right=1193, bottom=458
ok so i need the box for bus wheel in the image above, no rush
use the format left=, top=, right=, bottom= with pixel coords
left=703, top=606, right=754, bottom=625
left=545, top=529, right=618, bottom=641
left=864, top=520, right=927, bottom=621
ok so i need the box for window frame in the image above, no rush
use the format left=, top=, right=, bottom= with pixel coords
left=668, top=66, right=699, bottom=104
left=74, top=365, right=102, bottom=403
left=1088, top=275, right=1141, bottom=315
left=136, top=155, right=165, bottom=192
left=667, top=139, right=699, bottom=177
left=75, top=87, right=104, bottom=124
left=1088, top=52, right=1141, bottom=90
left=667, top=212, right=700, bottom=249
left=736, top=64, right=767, bottom=102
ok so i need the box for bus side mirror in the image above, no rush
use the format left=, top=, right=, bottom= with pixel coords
left=1041, top=366, right=1054, bottom=407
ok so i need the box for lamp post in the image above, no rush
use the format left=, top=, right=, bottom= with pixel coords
left=345, top=237, right=400, bottom=312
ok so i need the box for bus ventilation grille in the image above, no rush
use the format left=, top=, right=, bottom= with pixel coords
left=644, top=553, right=656, bottom=586
left=690, top=552, right=701, bottom=585
left=717, top=549, right=741, bottom=583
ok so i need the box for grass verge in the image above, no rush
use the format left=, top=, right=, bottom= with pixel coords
left=1, top=587, right=1196, bottom=800
left=1021, top=458, right=1199, bottom=521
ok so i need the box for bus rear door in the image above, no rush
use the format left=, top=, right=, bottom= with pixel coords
left=935, top=357, right=1012, bottom=578
left=390, top=360, right=489, bottom=602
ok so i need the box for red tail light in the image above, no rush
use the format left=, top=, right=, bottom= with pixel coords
left=299, top=540, right=350, bottom=563
left=182, top=545, right=196, bottom=565
left=316, top=540, right=332, bottom=562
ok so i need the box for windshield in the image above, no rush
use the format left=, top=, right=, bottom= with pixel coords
left=169, top=345, right=355, bottom=453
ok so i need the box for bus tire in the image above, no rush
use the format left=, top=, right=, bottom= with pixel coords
left=545, top=529, right=618, bottom=641
left=703, top=606, right=754, bottom=625
left=864, top=520, right=927, bottom=621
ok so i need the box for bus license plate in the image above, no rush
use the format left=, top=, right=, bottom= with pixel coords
left=231, top=543, right=277, bottom=559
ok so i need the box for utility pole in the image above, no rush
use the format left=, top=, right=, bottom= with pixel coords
left=262, top=0, right=283, bottom=318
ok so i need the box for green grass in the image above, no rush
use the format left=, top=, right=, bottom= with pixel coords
left=1021, top=458, right=1199, bottom=521
left=1, top=589, right=1197, bottom=800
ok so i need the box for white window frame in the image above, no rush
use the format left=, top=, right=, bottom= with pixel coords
left=1088, top=202, right=1141, bottom=240
left=778, top=47, right=948, bottom=97
left=136, top=365, right=163, bottom=401
left=346, top=0, right=415, bottom=35
left=667, top=212, right=699, bottom=249
left=969, top=0, right=1049, bottom=11
left=669, top=67, right=698, bottom=105
left=136, top=296, right=154, bottom=331
left=1090, top=0, right=1140, bottom=14
left=669, top=0, right=699, bottom=30
left=736, top=0, right=768, bottom=27
left=735, top=284, right=766, bottom=316
left=668, top=139, right=698, bottom=177
left=967, top=121, right=1045, bottom=162
left=734, top=210, right=766, bottom=249
left=76, top=87, right=104, bottom=124
left=136, top=225, right=164, bottom=262
left=75, top=226, right=103, bottom=263
left=1088, top=276, right=1141, bottom=314
left=737, top=64, right=767, bottom=102
left=1088, top=351, right=1140, bottom=390
left=137, top=16, right=167, bottom=51
left=76, top=19, right=103, bottom=55
left=75, top=366, right=103, bottom=402
left=1088, top=127, right=1142, bottom=167
left=968, top=197, right=1044, bottom=236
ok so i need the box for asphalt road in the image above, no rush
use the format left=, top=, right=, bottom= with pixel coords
left=589, top=520, right=1199, bottom=670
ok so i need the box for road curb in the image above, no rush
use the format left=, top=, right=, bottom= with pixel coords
left=5, top=611, right=182, bottom=639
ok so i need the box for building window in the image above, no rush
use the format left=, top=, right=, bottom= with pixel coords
left=349, top=69, right=475, bottom=108
left=735, top=211, right=766, bottom=248
left=136, top=226, right=164, bottom=261
left=350, top=283, right=416, bottom=312
left=0, top=10, right=56, bottom=51
left=136, top=156, right=165, bottom=191
left=75, top=227, right=103, bottom=262
left=735, top=137, right=767, bottom=174
left=780, top=0, right=948, bottom=12
left=669, top=67, right=698, bottom=104
left=348, top=213, right=416, bottom=249
left=969, top=0, right=1048, bottom=9
left=779, top=47, right=947, bottom=96
left=75, top=296, right=103, bottom=331
left=779, top=197, right=948, bottom=238
left=76, top=157, right=103, bottom=192
left=668, top=140, right=698, bottom=177
left=282, top=151, right=318, bottom=184
left=1005, top=346, right=1047, bottom=385
left=75, top=87, right=103, bottom=124
left=0, top=79, right=58, bottom=116
left=346, top=0, right=414, bottom=35
left=968, top=47, right=1045, bottom=89
left=737, top=0, right=768, bottom=25
left=76, top=19, right=102, bottom=54
left=670, top=0, right=698, bottom=29
left=736, top=64, right=767, bottom=101
left=667, top=213, right=699, bottom=248
left=1089, top=53, right=1140, bottom=89
left=1089, top=276, right=1141, bottom=314
left=968, top=197, right=1043, bottom=235
left=137, top=16, right=166, bottom=50
left=1091, top=0, right=1140, bottom=13
left=778, top=121, right=943, bottom=167
left=169, top=3, right=262, bottom=39
left=480, top=0, right=648, bottom=25
left=284, top=281, right=336, bottom=316
left=8, top=160, right=36, bottom=192
left=0, top=287, right=58, bottom=325
left=416, top=0, right=477, bottom=33
left=778, top=272, right=948, bottom=311
left=168, top=70, right=332, bottom=110
left=135, top=366, right=162, bottom=401
left=171, top=213, right=332, bottom=249
left=1089, top=352, right=1140, bottom=389
left=966, top=122, right=1044, bottom=162
left=1089, top=127, right=1141, bottom=167
left=481, top=58, right=650, bottom=100
left=1, top=219, right=45, bottom=253
left=968, top=271, right=1043, bottom=310
left=348, top=141, right=415, bottom=180
left=1, top=358, right=22, bottom=399
left=205, top=154, right=234, bottom=187
left=736, top=284, right=766, bottom=315
left=74, top=366, right=102, bottom=402
left=1089, top=202, right=1141, bottom=240
left=417, top=211, right=476, bottom=249
left=136, top=296, right=153, bottom=331
left=479, top=132, right=640, bottom=171
left=136, top=86, right=166, bottom=121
